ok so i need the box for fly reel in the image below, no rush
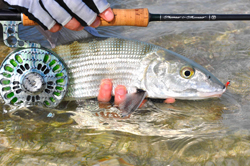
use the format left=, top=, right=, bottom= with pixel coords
left=0, top=47, right=68, bottom=108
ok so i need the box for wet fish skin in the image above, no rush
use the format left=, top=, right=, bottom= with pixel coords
left=53, top=37, right=226, bottom=100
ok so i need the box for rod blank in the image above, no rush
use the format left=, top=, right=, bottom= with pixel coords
left=150, top=14, right=250, bottom=21
left=0, top=9, right=21, bottom=21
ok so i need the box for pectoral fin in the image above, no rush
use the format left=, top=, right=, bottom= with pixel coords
left=119, top=89, right=147, bottom=117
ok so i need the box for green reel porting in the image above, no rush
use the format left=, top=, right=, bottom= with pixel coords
left=0, top=48, right=68, bottom=107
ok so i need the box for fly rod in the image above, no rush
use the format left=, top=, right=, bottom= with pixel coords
left=1, top=8, right=250, bottom=27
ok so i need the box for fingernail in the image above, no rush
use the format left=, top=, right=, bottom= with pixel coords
left=91, top=18, right=100, bottom=28
left=100, top=8, right=114, bottom=21
left=101, top=79, right=112, bottom=90
left=77, top=26, right=84, bottom=31
left=116, top=87, right=126, bottom=95
left=115, top=86, right=126, bottom=95
left=49, top=24, right=62, bottom=33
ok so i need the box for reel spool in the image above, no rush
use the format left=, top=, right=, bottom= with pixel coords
left=0, top=48, right=68, bottom=108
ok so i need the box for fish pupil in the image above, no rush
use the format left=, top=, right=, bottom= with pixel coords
left=184, top=70, right=191, bottom=77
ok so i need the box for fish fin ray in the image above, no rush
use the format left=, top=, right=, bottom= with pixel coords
left=119, top=89, right=147, bottom=117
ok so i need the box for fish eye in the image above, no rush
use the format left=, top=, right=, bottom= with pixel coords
left=180, top=66, right=194, bottom=79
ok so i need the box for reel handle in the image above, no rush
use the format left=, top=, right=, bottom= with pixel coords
left=22, top=8, right=149, bottom=27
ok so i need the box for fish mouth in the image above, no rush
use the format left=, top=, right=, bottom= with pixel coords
left=168, top=85, right=226, bottom=100
left=197, top=86, right=226, bottom=99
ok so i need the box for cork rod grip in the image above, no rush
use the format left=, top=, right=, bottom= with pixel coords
left=22, top=8, right=149, bottom=27
left=100, top=8, right=149, bottom=27
left=22, top=14, right=38, bottom=26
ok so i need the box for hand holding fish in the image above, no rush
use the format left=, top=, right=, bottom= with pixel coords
left=98, top=79, right=176, bottom=107
left=3, top=0, right=114, bottom=32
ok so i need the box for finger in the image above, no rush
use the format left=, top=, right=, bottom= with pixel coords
left=5, top=0, right=56, bottom=30
left=90, top=17, right=101, bottom=28
left=99, top=8, right=114, bottom=22
left=92, top=0, right=110, bottom=13
left=97, top=79, right=113, bottom=102
left=40, top=0, right=72, bottom=27
left=49, top=23, right=62, bottom=33
left=64, top=18, right=84, bottom=31
left=63, top=0, right=97, bottom=26
left=114, top=85, right=127, bottom=106
left=164, top=98, right=176, bottom=104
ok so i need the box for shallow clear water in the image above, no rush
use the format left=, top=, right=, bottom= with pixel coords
left=1, top=0, right=250, bottom=165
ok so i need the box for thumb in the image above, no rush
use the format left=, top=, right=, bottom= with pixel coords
left=99, top=8, right=114, bottom=22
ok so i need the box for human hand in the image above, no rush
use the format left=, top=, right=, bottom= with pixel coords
left=97, top=79, right=127, bottom=106
left=97, top=79, right=176, bottom=106
left=3, top=0, right=114, bottom=32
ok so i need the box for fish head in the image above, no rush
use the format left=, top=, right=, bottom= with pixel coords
left=143, top=49, right=226, bottom=100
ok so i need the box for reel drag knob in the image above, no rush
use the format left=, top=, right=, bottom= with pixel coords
left=0, top=48, right=68, bottom=108
left=22, top=72, right=45, bottom=94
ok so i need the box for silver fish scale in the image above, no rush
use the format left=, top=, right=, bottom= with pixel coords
left=53, top=38, right=157, bottom=100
